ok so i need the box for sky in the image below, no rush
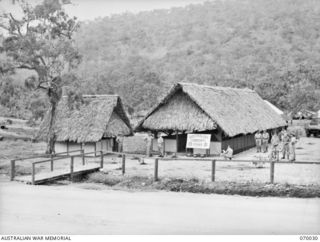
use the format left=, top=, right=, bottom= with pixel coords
left=0, top=0, right=210, bottom=21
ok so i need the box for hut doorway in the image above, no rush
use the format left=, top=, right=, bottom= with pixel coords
left=177, top=133, right=187, bottom=152
left=112, top=138, right=118, bottom=152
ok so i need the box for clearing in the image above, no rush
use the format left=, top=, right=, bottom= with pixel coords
left=0, top=137, right=320, bottom=185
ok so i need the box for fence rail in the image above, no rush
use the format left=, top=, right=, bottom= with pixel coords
left=153, top=158, right=320, bottom=183
left=11, top=149, right=83, bottom=162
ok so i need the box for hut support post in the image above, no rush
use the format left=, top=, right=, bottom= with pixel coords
left=31, top=163, right=35, bottom=185
left=70, top=156, right=74, bottom=181
left=50, top=154, right=54, bottom=171
left=211, top=160, right=216, bottom=182
left=94, top=142, right=97, bottom=157
left=100, top=151, right=104, bottom=169
left=270, top=161, right=275, bottom=184
left=67, top=141, right=69, bottom=156
left=154, top=158, right=159, bottom=181
left=122, top=154, right=126, bottom=175
left=175, top=131, right=178, bottom=157
left=10, top=160, right=15, bottom=181
left=81, top=149, right=85, bottom=165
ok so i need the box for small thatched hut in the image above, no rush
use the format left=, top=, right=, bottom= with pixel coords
left=38, top=95, right=133, bottom=154
left=135, top=83, right=287, bottom=155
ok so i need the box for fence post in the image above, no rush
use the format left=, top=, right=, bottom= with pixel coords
left=100, top=151, right=104, bottom=168
left=31, top=163, right=35, bottom=185
left=10, top=160, right=15, bottom=181
left=154, top=158, right=159, bottom=181
left=81, top=149, right=85, bottom=165
left=122, top=154, right=126, bottom=175
left=270, top=161, right=275, bottom=184
left=211, top=160, right=216, bottom=182
left=50, top=154, right=54, bottom=171
left=70, top=156, right=74, bottom=181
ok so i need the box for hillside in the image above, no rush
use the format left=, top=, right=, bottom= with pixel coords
left=1, top=0, right=320, bottom=119
left=74, top=0, right=320, bottom=113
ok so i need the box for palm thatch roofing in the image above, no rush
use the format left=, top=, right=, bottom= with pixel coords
left=135, top=83, right=286, bottom=137
left=264, top=100, right=284, bottom=116
left=38, top=95, right=133, bottom=143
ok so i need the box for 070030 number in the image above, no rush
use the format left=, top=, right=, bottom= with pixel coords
left=300, top=236, right=318, bottom=240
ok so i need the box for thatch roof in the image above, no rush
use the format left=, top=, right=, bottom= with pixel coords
left=136, top=83, right=286, bottom=137
left=264, top=100, right=284, bottom=115
left=38, top=95, right=133, bottom=143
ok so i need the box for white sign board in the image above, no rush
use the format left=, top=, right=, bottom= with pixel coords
left=186, top=134, right=211, bottom=149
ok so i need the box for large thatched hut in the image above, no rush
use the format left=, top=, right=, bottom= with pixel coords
left=135, top=83, right=287, bottom=155
left=39, top=95, right=133, bottom=154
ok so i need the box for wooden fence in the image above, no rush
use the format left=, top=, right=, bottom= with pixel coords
left=153, top=157, right=320, bottom=183
left=10, top=149, right=83, bottom=181
left=10, top=149, right=320, bottom=185
left=10, top=149, right=130, bottom=184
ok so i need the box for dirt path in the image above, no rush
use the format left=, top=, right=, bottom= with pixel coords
left=0, top=180, right=319, bottom=235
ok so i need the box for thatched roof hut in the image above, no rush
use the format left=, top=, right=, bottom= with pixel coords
left=136, top=82, right=286, bottom=137
left=38, top=95, right=133, bottom=143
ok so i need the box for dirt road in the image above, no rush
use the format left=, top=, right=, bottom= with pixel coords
left=0, top=180, right=319, bottom=235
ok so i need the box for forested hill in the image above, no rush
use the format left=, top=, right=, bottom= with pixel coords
left=1, top=0, right=320, bottom=120
left=73, top=0, right=320, bottom=114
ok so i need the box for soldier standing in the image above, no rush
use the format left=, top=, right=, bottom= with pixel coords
left=262, top=130, right=270, bottom=153
left=254, top=131, right=262, bottom=153
left=281, top=129, right=290, bottom=160
left=144, top=132, right=154, bottom=157
left=271, top=130, right=280, bottom=161
left=289, top=134, right=297, bottom=161
left=157, top=133, right=164, bottom=157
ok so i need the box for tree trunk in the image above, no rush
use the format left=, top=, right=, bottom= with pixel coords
left=46, top=77, right=62, bottom=154
left=46, top=100, right=57, bottom=154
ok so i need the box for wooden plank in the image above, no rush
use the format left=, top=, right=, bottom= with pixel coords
left=157, top=157, right=320, bottom=164
left=81, top=149, right=85, bottom=165
left=14, top=164, right=100, bottom=185
left=175, top=131, right=178, bottom=156
left=154, top=158, right=159, bottom=181
left=50, top=154, right=54, bottom=171
left=10, top=160, right=15, bottom=181
left=211, top=160, right=216, bottom=182
left=270, top=161, right=275, bottom=183
left=32, top=163, right=35, bottom=185
left=122, top=154, right=126, bottom=175
left=70, top=156, right=74, bottom=181
left=67, top=141, right=69, bottom=155
left=100, top=151, right=104, bottom=168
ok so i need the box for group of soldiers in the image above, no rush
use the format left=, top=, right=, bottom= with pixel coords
left=145, top=132, right=164, bottom=157
left=255, top=128, right=297, bottom=161
left=254, top=130, right=270, bottom=153
left=119, top=128, right=297, bottom=161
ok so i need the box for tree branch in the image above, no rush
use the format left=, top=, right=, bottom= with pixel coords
left=17, top=64, right=36, bottom=70
left=36, top=55, right=47, bottom=67
left=9, top=13, right=23, bottom=36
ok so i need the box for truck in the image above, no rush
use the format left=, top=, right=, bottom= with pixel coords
left=305, top=117, right=320, bottom=137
